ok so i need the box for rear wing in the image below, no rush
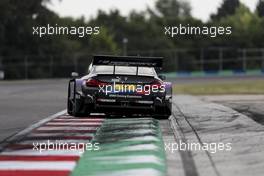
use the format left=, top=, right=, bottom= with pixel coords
left=92, top=55, right=163, bottom=68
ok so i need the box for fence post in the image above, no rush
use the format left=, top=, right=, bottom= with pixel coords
left=219, top=48, right=223, bottom=71
left=242, top=49, right=247, bottom=71
left=200, top=48, right=204, bottom=71
left=49, top=56, right=53, bottom=78
left=122, top=38, right=128, bottom=56
left=24, top=56, right=28, bottom=79
left=74, top=55, right=78, bottom=72
left=262, top=49, right=264, bottom=71
left=174, top=50, right=178, bottom=71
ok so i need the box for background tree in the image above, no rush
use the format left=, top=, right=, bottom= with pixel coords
left=89, top=27, right=119, bottom=54
left=211, top=0, right=240, bottom=20
left=154, top=0, right=191, bottom=18
left=211, top=4, right=263, bottom=48
left=256, top=0, right=264, bottom=17
left=1, top=0, right=264, bottom=78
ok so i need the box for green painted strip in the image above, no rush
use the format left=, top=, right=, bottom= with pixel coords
left=71, top=118, right=167, bottom=176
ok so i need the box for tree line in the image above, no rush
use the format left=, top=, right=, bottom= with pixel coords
left=0, top=0, right=264, bottom=78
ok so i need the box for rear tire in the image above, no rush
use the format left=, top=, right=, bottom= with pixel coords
left=67, top=82, right=73, bottom=116
left=67, top=101, right=73, bottom=116
left=67, top=80, right=85, bottom=117
left=153, top=114, right=171, bottom=119
left=72, top=97, right=84, bottom=117
left=154, top=106, right=171, bottom=119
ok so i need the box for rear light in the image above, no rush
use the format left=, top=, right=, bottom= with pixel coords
left=150, top=79, right=163, bottom=88
left=85, top=78, right=108, bottom=87
left=142, top=80, right=163, bottom=91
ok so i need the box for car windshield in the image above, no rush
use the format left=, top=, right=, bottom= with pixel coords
left=93, top=66, right=156, bottom=76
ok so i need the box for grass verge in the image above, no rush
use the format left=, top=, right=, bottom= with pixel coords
left=173, top=81, right=264, bottom=95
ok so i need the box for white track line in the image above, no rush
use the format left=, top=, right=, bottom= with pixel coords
left=9, top=140, right=89, bottom=145
left=1, top=149, right=83, bottom=156
left=0, top=161, right=76, bottom=170
left=52, top=119, right=104, bottom=122
left=36, top=127, right=99, bottom=131
left=27, top=133, right=94, bottom=137
left=45, top=122, right=102, bottom=125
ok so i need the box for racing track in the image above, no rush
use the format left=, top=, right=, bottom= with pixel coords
left=0, top=79, right=67, bottom=142
left=1, top=96, right=264, bottom=176
left=1, top=80, right=264, bottom=176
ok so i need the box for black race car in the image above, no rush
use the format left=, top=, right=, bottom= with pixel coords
left=67, top=55, right=172, bottom=119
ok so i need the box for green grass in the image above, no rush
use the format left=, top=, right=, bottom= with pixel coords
left=173, top=81, right=264, bottom=95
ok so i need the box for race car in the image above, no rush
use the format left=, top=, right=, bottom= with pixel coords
left=67, top=55, right=172, bottom=119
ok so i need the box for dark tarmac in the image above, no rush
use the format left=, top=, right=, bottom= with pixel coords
left=0, top=79, right=67, bottom=142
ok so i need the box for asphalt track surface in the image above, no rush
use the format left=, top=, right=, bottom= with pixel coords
left=1, top=79, right=264, bottom=176
left=0, top=79, right=67, bottom=142
left=201, top=95, right=264, bottom=125
left=1, top=76, right=263, bottom=142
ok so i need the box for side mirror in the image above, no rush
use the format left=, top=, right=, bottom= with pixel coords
left=158, top=75, right=166, bottom=80
left=71, top=72, right=79, bottom=78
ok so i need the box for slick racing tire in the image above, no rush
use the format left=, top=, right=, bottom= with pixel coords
left=153, top=114, right=171, bottom=119
left=67, top=81, right=84, bottom=117
left=72, top=96, right=84, bottom=117
left=154, top=107, right=171, bottom=119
